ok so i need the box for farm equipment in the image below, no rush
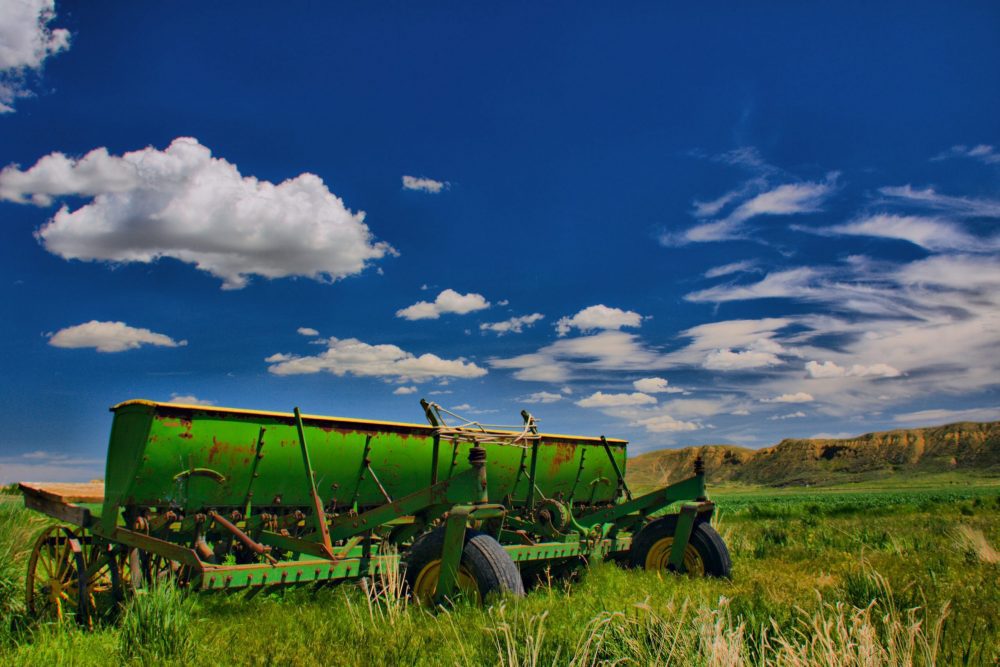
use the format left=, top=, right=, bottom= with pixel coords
left=19, top=399, right=730, bottom=626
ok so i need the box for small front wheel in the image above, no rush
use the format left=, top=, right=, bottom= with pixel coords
left=630, top=515, right=731, bottom=577
left=404, top=528, right=525, bottom=605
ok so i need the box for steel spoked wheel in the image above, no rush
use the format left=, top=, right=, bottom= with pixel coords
left=78, top=538, right=127, bottom=628
left=25, top=526, right=86, bottom=624
left=128, top=549, right=191, bottom=591
left=630, top=515, right=732, bottom=578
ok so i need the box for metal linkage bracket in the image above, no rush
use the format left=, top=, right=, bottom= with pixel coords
left=434, top=504, right=505, bottom=603
left=666, top=503, right=700, bottom=572
left=293, top=407, right=335, bottom=559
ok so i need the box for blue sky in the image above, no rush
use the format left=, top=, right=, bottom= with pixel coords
left=1, top=1, right=998, bottom=483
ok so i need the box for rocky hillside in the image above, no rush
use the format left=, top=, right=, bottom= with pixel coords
left=626, top=421, right=1000, bottom=488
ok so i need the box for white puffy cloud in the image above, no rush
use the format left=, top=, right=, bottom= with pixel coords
left=761, top=392, right=814, bottom=403
left=393, top=386, right=418, bottom=395
left=521, top=391, right=563, bottom=404
left=805, top=361, right=902, bottom=379
left=48, top=320, right=186, bottom=353
left=396, top=289, right=490, bottom=320
left=555, top=305, right=643, bottom=336
left=480, top=313, right=544, bottom=335
left=823, top=215, right=994, bottom=252
left=167, top=394, right=214, bottom=406
left=703, top=348, right=783, bottom=371
left=266, top=336, right=486, bottom=382
left=0, top=0, right=70, bottom=113
left=631, top=414, right=700, bottom=433
left=632, top=377, right=683, bottom=394
left=297, top=327, right=319, bottom=337
left=0, top=138, right=393, bottom=289
left=401, top=175, right=447, bottom=193
left=575, top=391, right=657, bottom=408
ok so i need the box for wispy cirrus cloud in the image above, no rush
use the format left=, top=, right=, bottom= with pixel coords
left=520, top=391, right=563, bottom=404
left=664, top=155, right=838, bottom=245
left=491, top=330, right=664, bottom=382
left=167, top=393, right=214, bottom=406
left=704, top=260, right=758, bottom=279
left=817, top=214, right=996, bottom=253
left=681, top=253, right=1000, bottom=413
left=893, top=406, right=1000, bottom=425
left=769, top=411, right=806, bottom=420
left=932, top=144, right=1000, bottom=166
left=760, top=392, right=813, bottom=403
left=876, top=185, right=1000, bottom=219
left=685, top=268, right=819, bottom=303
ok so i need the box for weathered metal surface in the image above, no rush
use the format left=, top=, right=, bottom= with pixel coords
left=102, top=400, right=627, bottom=520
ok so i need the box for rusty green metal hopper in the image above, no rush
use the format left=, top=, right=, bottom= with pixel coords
left=102, top=400, right=626, bottom=524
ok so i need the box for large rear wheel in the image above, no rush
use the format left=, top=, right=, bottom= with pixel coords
left=404, top=528, right=524, bottom=606
left=630, top=515, right=731, bottom=577
left=78, top=537, right=127, bottom=628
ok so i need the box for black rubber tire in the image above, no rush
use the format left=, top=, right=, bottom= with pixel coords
left=629, top=515, right=732, bottom=578
left=404, top=528, right=525, bottom=603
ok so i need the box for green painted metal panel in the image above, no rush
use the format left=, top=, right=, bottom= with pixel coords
left=103, top=400, right=627, bottom=517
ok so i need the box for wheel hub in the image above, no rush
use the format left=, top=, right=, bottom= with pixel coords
left=644, top=536, right=705, bottom=576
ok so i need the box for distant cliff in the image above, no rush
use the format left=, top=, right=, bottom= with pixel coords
left=626, top=421, right=1000, bottom=488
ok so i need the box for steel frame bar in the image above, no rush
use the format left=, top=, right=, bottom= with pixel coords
left=575, top=474, right=707, bottom=527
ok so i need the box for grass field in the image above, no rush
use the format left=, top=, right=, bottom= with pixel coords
left=1, top=478, right=998, bottom=666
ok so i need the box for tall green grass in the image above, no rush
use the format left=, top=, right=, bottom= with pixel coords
left=0, top=489, right=997, bottom=665
left=117, top=580, right=196, bottom=664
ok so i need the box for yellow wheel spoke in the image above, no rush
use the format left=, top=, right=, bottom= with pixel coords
left=56, top=541, right=72, bottom=580
left=40, top=552, right=55, bottom=578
